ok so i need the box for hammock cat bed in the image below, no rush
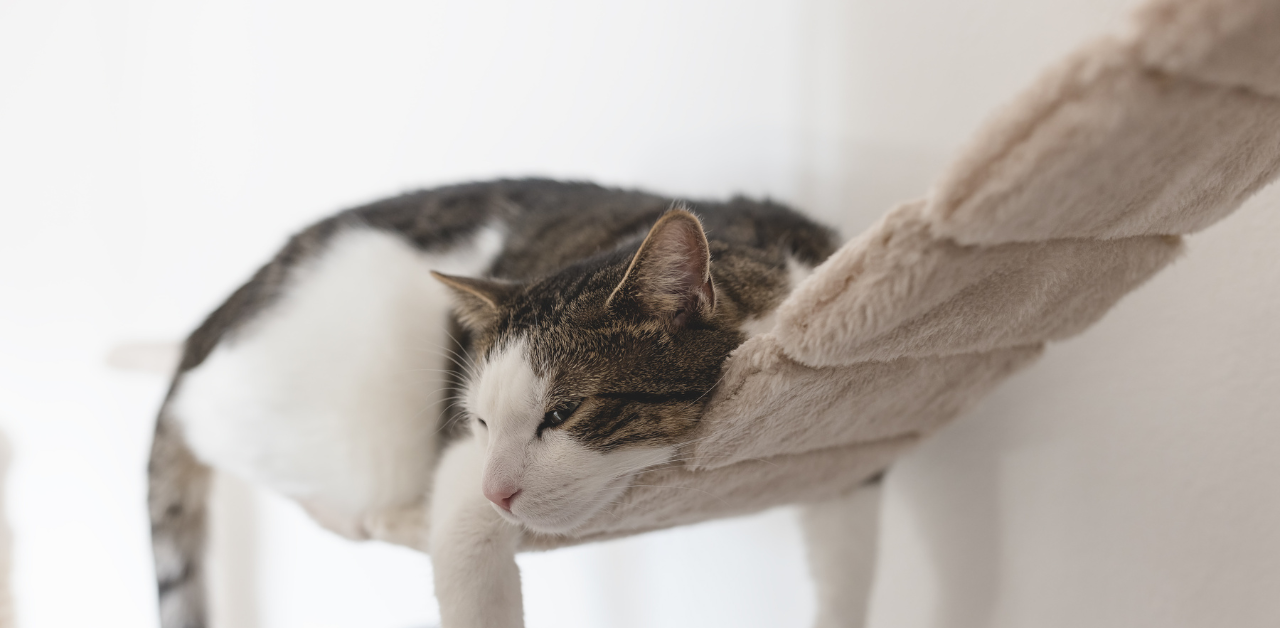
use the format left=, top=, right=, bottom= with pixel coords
left=369, top=0, right=1280, bottom=552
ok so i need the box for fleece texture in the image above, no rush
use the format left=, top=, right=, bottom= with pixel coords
left=516, top=0, right=1280, bottom=549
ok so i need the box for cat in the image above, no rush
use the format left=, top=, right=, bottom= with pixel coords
left=147, top=179, right=881, bottom=628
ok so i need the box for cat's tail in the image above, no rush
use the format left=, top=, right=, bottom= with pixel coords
left=148, top=406, right=213, bottom=628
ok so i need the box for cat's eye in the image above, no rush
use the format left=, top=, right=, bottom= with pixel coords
left=477, top=418, right=487, bottom=428
left=538, top=399, right=582, bottom=434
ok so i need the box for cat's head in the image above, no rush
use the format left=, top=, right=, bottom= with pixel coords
left=433, top=209, right=743, bottom=534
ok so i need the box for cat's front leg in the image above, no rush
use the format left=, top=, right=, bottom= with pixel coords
left=801, top=479, right=883, bottom=628
left=429, top=435, right=525, bottom=628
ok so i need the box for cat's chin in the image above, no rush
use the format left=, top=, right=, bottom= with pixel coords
left=499, top=474, right=632, bottom=535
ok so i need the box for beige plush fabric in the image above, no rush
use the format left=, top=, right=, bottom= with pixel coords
left=524, top=0, right=1280, bottom=550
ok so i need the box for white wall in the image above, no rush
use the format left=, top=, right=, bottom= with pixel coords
left=1, top=1, right=1276, bottom=627
left=834, top=2, right=1280, bottom=628
left=0, top=2, right=813, bottom=627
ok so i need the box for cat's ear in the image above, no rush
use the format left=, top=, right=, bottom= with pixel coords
left=607, top=208, right=716, bottom=327
left=430, top=271, right=514, bottom=333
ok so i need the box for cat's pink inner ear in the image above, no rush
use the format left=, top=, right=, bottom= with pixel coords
left=608, top=208, right=716, bottom=325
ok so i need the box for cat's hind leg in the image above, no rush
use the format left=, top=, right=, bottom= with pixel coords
left=429, top=435, right=524, bottom=628
left=801, top=478, right=883, bottom=628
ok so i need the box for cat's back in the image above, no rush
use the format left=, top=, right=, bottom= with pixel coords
left=177, top=179, right=666, bottom=368
left=488, top=185, right=838, bottom=282
left=181, top=179, right=835, bottom=361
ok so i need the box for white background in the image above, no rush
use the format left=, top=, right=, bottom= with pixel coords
left=1, top=0, right=1277, bottom=627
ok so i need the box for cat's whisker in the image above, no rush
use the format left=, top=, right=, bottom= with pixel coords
left=432, top=407, right=472, bottom=436
left=419, top=340, right=472, bottom=371
left=403, top=384, right=471, bottom=423
left=403, top=367, right=463, bottom=375
left=676, top=369, right=731, bottom=413
left=624, top=483, right=732, bottom=509
left=654, top=453, right=783, bottom=469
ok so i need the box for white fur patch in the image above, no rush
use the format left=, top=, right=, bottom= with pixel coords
left=466, top=339, right=548, bottom=443
left=463, top=340, right=673, bottom=533
left=427, top=435, right=525, bottom=627
left=508, top=431, right=672, bottom=533
left=171, top=225, right=504, bottom=528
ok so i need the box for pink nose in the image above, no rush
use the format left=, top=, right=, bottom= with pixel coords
left=484, top=485, right=520, bottom=512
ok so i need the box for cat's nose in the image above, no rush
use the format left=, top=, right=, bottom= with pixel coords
left=484, top=485, right=521, bottom=511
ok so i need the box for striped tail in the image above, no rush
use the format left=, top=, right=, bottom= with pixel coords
left=148, top=410, right=213, bottom=628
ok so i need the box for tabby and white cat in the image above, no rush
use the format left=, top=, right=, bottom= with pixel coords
left=148, top=179, right=881, bottom=628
